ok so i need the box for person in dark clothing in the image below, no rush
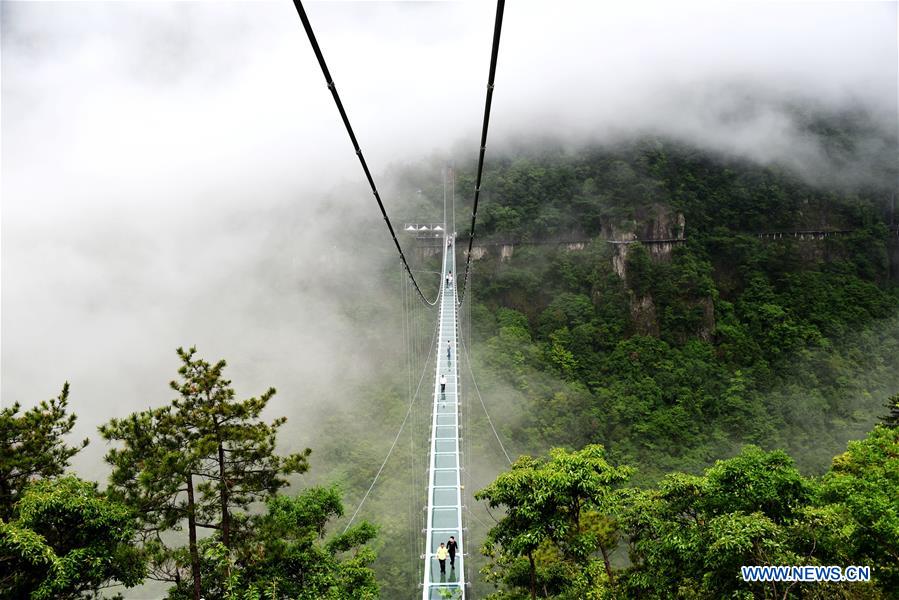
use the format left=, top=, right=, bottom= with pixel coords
left=446, top=536, right=458, bottom=569
left=447, top=340, right=452, bottom=362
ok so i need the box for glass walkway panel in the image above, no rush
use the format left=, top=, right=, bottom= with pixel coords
left=422, top=237, right=465, bottom=599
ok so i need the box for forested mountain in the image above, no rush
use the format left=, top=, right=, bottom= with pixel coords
left=375, top=122, right=899, bottom=598
left=427, top=134, right=899, bottom=480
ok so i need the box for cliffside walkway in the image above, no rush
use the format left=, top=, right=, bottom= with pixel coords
left=422, top=240, right=466, bottom=599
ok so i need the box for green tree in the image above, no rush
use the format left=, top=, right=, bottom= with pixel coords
left=101, top=347, right=311, bottom=600
left=0, top=476, right=144, bottom=599
left=168, top=347, right=311, bottom=551
left=100, top=405, right=202, bottom=595
left=883, top=392, right=899, bottom=429
left=0, top=383, right=88, bottom=519
left=820, top=425, right=899, bottom=590
left=617, top=445, right=861, bottom=599
left=247, top=486, right=378, bottom=599
left=168, top=486, right=379, bottom=600
left=476, top=445, right=632, bottom=599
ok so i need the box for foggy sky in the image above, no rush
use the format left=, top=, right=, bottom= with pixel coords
left=2, top=0, right=897, bottom=481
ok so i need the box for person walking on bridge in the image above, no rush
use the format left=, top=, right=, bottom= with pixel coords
left=440, top=373, right=447, bottom=394
left=436, top=542, right=449, bottom=575
left=446, top=340, right=452, bottom=363
left=446, top=536, right=458, bottom=570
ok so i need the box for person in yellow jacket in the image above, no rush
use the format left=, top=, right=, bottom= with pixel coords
left=436, top=542, right=449, bottom=574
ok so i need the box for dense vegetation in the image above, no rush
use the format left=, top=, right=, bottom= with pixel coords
left=0, top=350, right=379, bottom=600
left=477, top=422, right=899, bottom=599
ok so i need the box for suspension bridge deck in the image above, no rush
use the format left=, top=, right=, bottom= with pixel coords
left=422, top=241, right=465, bottom=599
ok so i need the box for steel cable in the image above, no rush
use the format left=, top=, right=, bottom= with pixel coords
left=458, top=0, right=506, bottom=306
left=343, top=313, right=439, bottom=532
left=459, top=331, right=513, bottom=465
left=292, top=0, right=438, bottom=306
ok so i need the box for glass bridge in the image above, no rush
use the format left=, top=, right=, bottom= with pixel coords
left=422, top=238, right=465, bottom=600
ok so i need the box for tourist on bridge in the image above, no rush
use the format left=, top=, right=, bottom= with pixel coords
left=448, top=272, right=453, bottom=287
left=436, top=543, right=449, bottom=575
left=440, top=373, right=447, bottom=393
left=447, top=340, right=452, bottom=362
left=447, top=536, right=458, bottom=569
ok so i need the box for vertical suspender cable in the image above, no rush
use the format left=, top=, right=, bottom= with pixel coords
left=405, top=266, right=418, bottom=581
left=468, top=269, right=472, bottom=358
left=403, top=266, right=412, bottom=578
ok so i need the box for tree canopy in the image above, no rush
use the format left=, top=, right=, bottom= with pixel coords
left=0, top=383, right=88, bottom=520
left=100, top=347, right=368, bottom=600
left=477, top=426, right=899, bottom=599
left=0, top=476, right=144, bottom=600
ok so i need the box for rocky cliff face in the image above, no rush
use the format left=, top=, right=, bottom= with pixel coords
left=603, top=206, right=716, bottom=341
left=470, top=246, right=488, bottom=260
left=630, top=295, right=660, bottom=337
left=611, top=242, right=632, bottom=279
left=604, top=204, right=685, bottom=280
left=697, top=296, right=716, bottom=342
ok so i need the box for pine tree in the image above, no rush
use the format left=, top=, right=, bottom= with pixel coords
left=101, top=347, right=311, bottom=600
left=100, top=405, right=203, bottom=597
left=0, top=383, right=88, bottom=520
left=884, top=392, right=899, bottom=429
left=169, top=347, right=311, bottom=553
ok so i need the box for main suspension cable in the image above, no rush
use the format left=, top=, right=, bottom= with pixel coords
left=458, top=0, right=506, bottom=306
left=291, top=0, right=437, bottom=306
